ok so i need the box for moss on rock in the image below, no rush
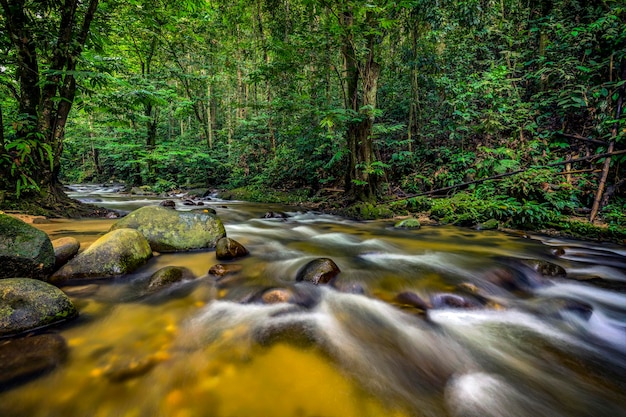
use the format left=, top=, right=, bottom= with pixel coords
left=110, top=206, right=226, bottom=252
left=0, top=278, right=78, bottom=336
left=0, top=214, right=55, bottom=280
left=148, top=266, right=195, bottom=290
left=343, top=203, right=395, bottom=220
left=394, top=218, right=421, bottom=229
left=50, top=228, right=152, bottom=283
left=478, top=219, right=499, bottom=230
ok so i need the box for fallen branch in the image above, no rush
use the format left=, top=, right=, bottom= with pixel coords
left=554, top=169, right=601, bottom=175
left=395, top=149, right=626, bottom=200
left=591, top=57, right=626, bottom=222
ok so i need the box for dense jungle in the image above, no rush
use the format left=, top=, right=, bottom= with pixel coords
left=2, top=2, right=626, bottom=417
left=1, top=0, right=625, bottom=237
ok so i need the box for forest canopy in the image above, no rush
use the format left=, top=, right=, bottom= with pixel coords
left=1, top=0, right=625, bottom=233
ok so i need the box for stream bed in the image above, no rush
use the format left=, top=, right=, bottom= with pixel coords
left=1, top=185, right=625, bottom=417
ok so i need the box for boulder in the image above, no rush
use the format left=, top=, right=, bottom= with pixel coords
left=51, top=237, right=80, bottom=269
left=394, top=218, right=421, bottom=229
left=110, top=206, right=226, bottom=252
left=0, top=278, right=78, bottom=337
left=0, top=333, right=68, bottom=390
left=148, top=266, right=195, bottom=290
left=261, top=288, right=294, bottom=304
left=50, top=228, right=152, bottom=283
left=215, top=237, right=249, bottom=260
left=208, top=264, right=243, bottom=277
left=159, top=200, right=176, bottom=209
left=295, top=258, right=340, bottom=285
left=0, top=214, right=55, bottom=280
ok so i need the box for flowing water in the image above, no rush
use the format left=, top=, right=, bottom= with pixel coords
left=1, top=185, right=625, bottom=417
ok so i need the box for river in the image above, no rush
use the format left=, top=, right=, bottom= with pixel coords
left=1, top=184, right=625, bottom=417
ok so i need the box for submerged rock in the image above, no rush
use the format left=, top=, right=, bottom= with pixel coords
left=0, top=333, right=68, bottom=391
left=263, top=211, right=288, bottom=219
left=102, top=355, right=161, bottom=383
left=60, top=284, right=100, bottom=298
left=254, top=319, right=317, bottom=348
left=295, top=258, right=340, bottom=285
left=394, top=291, right=430, bottom=311
left=0, top=278, right=78, bottom=336
left=50, top=228, right=152, bottom=283
left=148, top=266, right=195, bottom=290
left=215, top=237, right=249, bottom=260
left=520, top=259, right=566, bottom=277
left=110, top=205, right=226, bottom=252
left=208, top=264, right=243, bottom=278
left=51, top=237, right=80, bottom=269
left=261, top=288, right=294, bottom=304
left=430, top=293, right=482, bottom=310
left=0, top=214, right=55, bottom=280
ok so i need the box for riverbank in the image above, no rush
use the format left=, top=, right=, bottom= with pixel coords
left=2, top=183, right=624, bottom=245
left=217, top=186, right=626, bottom=245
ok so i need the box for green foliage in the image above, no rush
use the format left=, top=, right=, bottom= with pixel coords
left=0, top=120, right=54, bottom=197
left=2, top=0, right=622, bottom=238
left=602, top=200, right=626, bottom=228
left=218, top=186, right=310, bottom=204
left=343, top=202, right=395, bottom=220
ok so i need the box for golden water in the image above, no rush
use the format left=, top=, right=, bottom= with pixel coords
left=1, top=192, right=625, bottom=417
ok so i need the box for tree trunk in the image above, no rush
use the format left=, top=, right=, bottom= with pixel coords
left=589, top=58, right=626, bottom=222
left=0, top=0, right=100, bottom=215
left=342, top=10, right=381, bottom=202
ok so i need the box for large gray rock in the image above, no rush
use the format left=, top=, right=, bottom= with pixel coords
left=0, top=278, right=78, bottom=336
left=50, top=228, right=152, bottom=283
left=110, top=206, right=226, bottom=252
left=0, top=214, right=55, bottom=280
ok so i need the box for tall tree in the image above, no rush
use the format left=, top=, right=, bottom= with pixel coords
left=321, top=0, right=403, bottom=201
left=0, top=0, right=100, bottom=213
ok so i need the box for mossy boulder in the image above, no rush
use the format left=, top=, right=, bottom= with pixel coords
left=148, top=266, right=195, bottom=290
left=0, top=214, right=55, bottom=280
left=215, top=237, right=249, bottom=260
left=185, top=188, right=211, bottom=199
left=50, top=228, right=152, bottom=283
left=0, top=278, right=78, bottom=336
left=110, top=206, right=226, bottom=252
left=343, top=202, right=394, bottom=220
left=51, top=237, right=81, bottom=269
left=394, top=218, right=421, bottom=229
